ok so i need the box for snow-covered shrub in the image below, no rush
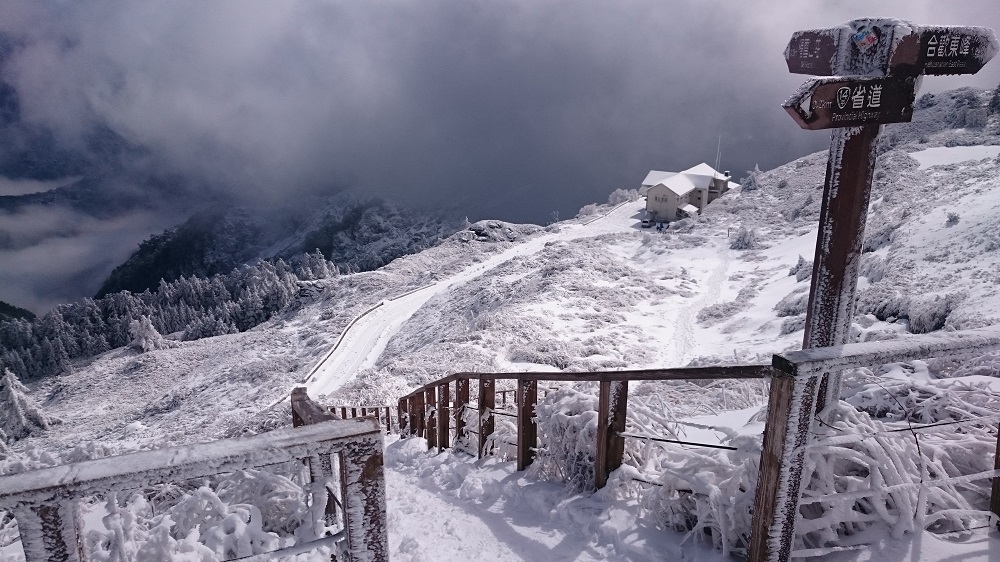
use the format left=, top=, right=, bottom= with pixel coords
left=965, top=107, right=988, bottom=128
left=87, top=494, right=148, bottom=562
left=626, top=396, right=994, bottom=556
left=856, top=285, right=906, bottom=322
left=619, top=433, right=759, bottom=556
left=795, top=402, right=991, bottom=546
left=509, top=340, right=573, bottom=370
left=577, top=203, right=599, bottom=217
left=774, top=289, right=809, bottom=317
left=696, top=300, right=748, bottom=326
left=788, top=255, right=809, bottom=280
left=780, top=315, right=806, bottom=336
left=916, top=92, right=936, bottom=109
left=0, top=510, right=17, bottom=555
left=729, top=226, right=760, bottom=250
left=533, top=386, right=599, bottom=491
left=859, top=254, right=885, bottom=283
left=907, top=293, right=962, bottom=333
left=608, top=188, right=639, bottom=205
left=945, top=212, right=960, bottom=227
left=215, top=469, right=309, bottom=534
left=0, top=443, right=59, bottom=475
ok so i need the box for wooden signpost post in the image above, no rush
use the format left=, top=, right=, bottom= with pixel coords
left=748, top=18, right=997, bottom=562
left=784, top=19, right=997, bottom=401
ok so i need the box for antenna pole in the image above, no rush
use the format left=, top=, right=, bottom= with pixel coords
left=715, top=135, right=722, bottom=177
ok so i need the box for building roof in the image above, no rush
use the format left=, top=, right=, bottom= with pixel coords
left=680, top=204, right=700, bottom=215
left=641, top=170, right=677, bottom=187
left=644, top=163, right=734, bottom=197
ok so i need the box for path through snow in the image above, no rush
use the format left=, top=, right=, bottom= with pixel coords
left=306, top=202, right=646, bottom=397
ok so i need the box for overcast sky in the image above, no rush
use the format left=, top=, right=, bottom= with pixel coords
left=1, top=1, right=999, bottom=312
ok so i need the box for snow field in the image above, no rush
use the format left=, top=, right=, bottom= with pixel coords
left=7, top=104, right=1000, bottom=560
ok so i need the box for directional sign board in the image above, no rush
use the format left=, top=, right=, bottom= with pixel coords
left=785, top=19, right=998, bottom=77
left=890, top=28, right=1000, bottom=76
left=783, top=76, right=917, bottom=130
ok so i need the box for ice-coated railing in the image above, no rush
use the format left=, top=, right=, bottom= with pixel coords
left=751, top=325, right=1000, bottom=562
left=0, top=392, right=387, bottom=562
left=393, top=326, right=1000, bottom=562
left=395, top=365, right=772, bottom=487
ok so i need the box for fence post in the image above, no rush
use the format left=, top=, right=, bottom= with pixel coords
left=292, top=388, right=308, bottom=428
left=748, top=369, right=820, bottom=562
left=398, top=399, right=407, bottom=435
left=479, top=378, right=495, bottom=458
left=14, top=502, right=85, bottom=562
left=385, top=406, right=392, bottom=433
left=991, top=422, right=1000, bottom=522
left=438, top=383, right=450, bottom=451
left=340, top=436, right=389, bottom=562
left=425, top=387, right=438, bottom=450
left=517, top=378, right=538, bottom=471
left=412, top=392, right=425, bottom=439
left=595, top=380, right=629, bottom=489
left=455, top=378, right=469, bottom=449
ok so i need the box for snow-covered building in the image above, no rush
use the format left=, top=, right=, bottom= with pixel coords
left=642, top=163, right=737, bottom=223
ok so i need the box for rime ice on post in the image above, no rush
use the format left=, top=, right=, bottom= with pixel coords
left=748, top=18, right=997, bottom=562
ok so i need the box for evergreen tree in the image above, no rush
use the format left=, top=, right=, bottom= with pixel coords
left=990, top=82, right=1000, bottom=114
left=0, top=427, right=12, bottom=459
left=740, top=165, right=761, bottom=192
left=129, top=316, right=166, bottom=352
left=0, top=368, right=57, bottom=440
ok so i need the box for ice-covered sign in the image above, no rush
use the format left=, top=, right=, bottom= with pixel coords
left=785, top=19, right=998, bottom=77
left=889, top=28, right=999, bottom=76
left=783, top=76, right=917, bottom=130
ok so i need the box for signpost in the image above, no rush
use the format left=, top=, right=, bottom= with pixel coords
left=748, top=18, right=998, bottom=562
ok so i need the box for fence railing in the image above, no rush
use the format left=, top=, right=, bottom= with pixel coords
left=750, top=325, right=1000, bottom=562
left=393, top=326, right=1000, bottom=562
left=0, top=390, right=388, bottom=562
left=396, top=365, right=772, bottom=487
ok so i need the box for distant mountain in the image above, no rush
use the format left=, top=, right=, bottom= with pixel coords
left=0, top=300, right=34, bottom=322
left=96, top=196, right=463, bottom=297
left=95, top=208, right=265, bottom=297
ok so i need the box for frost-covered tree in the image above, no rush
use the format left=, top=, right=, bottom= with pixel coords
left=989, top=82, right=1000, bottom=114
left=129, top=316, right=166, bottom=352
left=0, top=368, right=56, bottom=440
left=739, top=165, right=761, bottom=192
left=729, top=226, right=761, bottom=250
left=608, top=188, right=639, bottom=205
left=0, top=428, right=11, bottom=459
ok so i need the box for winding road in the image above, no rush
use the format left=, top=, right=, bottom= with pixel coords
left=305, top=201, right=642, bottom=398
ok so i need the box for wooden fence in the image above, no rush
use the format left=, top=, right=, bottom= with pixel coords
left=395, top=366, right=772, bottom=487
left=0, top=390, right=388, bottom=562
left=391, top=325, right=1000, bottom=562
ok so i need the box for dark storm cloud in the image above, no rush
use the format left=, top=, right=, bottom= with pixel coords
left=0, top=1, right=998, bottom=311
left=3, top=1, right=999, bottom=219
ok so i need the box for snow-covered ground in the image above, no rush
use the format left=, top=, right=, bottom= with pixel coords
left=4, top=93, right=1000, bottom=560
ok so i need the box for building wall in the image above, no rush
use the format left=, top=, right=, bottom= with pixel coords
left=645, top=185, right=677, bottom=221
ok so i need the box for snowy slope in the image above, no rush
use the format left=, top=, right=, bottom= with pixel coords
left=4, top=90, right=1000, bottom=561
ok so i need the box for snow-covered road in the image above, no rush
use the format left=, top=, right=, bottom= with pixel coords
left=306, top=201, right=643, bottom=398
